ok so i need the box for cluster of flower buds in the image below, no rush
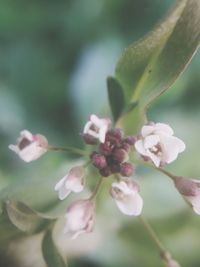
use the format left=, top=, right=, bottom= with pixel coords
left=88, top=128, right=136, bottom=178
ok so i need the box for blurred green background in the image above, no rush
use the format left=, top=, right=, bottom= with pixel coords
left=0, top=0, right=200, bottom=266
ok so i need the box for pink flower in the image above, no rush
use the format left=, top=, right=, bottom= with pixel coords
left=9, top=130, right=48, bottom=162
left=64, top=200, right=95, bottom=239
left=174, top=176, right=200, bottom=215
left=110, top=179, right=143, bottom=216
left=83, top=114, right=111, bottom=143
left=135, top=122, right=185, bottom=167
left=54, top=166, right=85, bottom=200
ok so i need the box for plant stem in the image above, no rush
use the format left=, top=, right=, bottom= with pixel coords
left=135, top=160, right=175, bottom=180
left=89, top=177, right=104, bottom=201
left=48, top=145, right=88, bottom=157
left=139, top=216, right=166, bottom=254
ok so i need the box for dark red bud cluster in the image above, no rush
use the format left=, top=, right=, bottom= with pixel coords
left=90, top=128, right=136, bottom=177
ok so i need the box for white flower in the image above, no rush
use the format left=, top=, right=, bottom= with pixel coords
left=165, top=259, right=181, bottom=267
left=64, top=200, right=95, bottom=239
left=54, top=166, right=85, bottom=200
left=9, top=130, right=48, bottom=162
left=110, top=179, right=143, bottom=216
left=174, top=176, right=200, bottom=215
left=135, top=122, right=185, bottom=167
left=83, top=114, right=111, bottom=143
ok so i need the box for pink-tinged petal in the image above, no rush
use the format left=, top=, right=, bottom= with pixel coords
left=8, top=144, right=19, bottom=153
left=160, top=134, right=185, bottom=163
left=64, top=200, right=95, bottom=239
left=9, top=130, right=48, bottom=162
left=146, top=150, right=161, bottom=167
left=99, top=125, right=107, bottom=143
left=18, top=142, right=45, bottom=162
left=115, top=192, right=143, bottom=216
left=143, top=134, right=159, bottom=149
left=83, top=121, right=93, bottom=134
left=134, top=140, right=148, bottom=156
left=141, top=125, right=155, bottom=137
left=20, top=130, right=33, bottom=141
left=186, top=195, right=200, bottom=215
left=90, top=114, right=102, bottom=127
left=155, top=123, right=174, bottom=136
left=111, top=179, right=143, bottom=216
left=54, top=177, right=71, bottom=200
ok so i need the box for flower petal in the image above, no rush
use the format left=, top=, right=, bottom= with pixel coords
left=160, top=134, right=185, bottom=163
left=143, top=134, right=159, bottom=149
left=141, top=125, right=155, bottom=137
left=134, top=140, right=148, bottom=156
left=155, top=123, right=174, bottom=136
left=115, top=192, right=143, bottom=216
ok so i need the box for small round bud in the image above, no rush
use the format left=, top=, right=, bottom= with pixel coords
left=91, top=153, right=107, bottom=170
left=124, top=135, right=137, bottom=146
left=99, top=142, right=113, bottom=156
left=121, top=142, right=131, bottom=153
left=105, top=128, right=123, bottom=146
left=99, top=167, right=112, bottom=177
left=120, top=162, right=135, bottom=177
left=112, top=148, right=129, bottom=163
left=81, top=133, right=98, bottom=145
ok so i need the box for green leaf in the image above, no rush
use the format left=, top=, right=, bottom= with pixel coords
left=107, top=76, right=125, bottom=122
left=4, top=200, right=52, bottom=233
left=115, top=0, right=200, bottom=108
left=42, top=229, right=67, bottom=267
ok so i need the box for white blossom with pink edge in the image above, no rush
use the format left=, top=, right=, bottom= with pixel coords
left=110, top=179, right=143, bottom=216
left=9, top=130, right=48, bottom=162
left=165, top=259, right=181, bottom=267
left=54, top=166, right=85, bottom=200
left=174, top=176, right=200, bottom=215
left=135, top=122, right=185, bottom=167
left=83, top=114, right=111, bottom=143
left=64, top=200, right=95, bottom=239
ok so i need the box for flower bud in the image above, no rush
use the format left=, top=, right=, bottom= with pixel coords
left=91, top=153, right=107, bottom=169
left=81, top=133, right=98, bottom=145
left=174, top=176, right=200, bottom=215
left=110, top=178, right=143, bottom=216
left=120, top=162, right=135, bottom=177
left=64, top=200, right=95, bottom=239
left=124, top=135, right=137, bottom=145
left=9, top=130, right=48, bottom=162
left=121, top=142, right=131, bottom=153
left=99, top=166, right=112, bottom=177
left=54, top=166, right=85, bottom=200
left=105, top=128, right=123, bottom=146
left=112, top=148, right=129, bottom=163
left=99, top=142, right=113, bottom=156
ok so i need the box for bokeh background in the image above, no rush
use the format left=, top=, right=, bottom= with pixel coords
left=0, top=0, right=200, bottom=266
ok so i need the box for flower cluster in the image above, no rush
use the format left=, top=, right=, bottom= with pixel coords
left=9, top=113, right=200, bottom=242
left=89, top=128, right=136, bottom=178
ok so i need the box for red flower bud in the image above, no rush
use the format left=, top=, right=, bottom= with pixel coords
left=120, top=163, right=135, bottom=177
left=124, top=135, right=137, bottom=145
left=91, top=153, right=107, bottom=169
left=112, top=148, right=129, bottom=163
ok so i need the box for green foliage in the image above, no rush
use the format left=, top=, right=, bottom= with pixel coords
left=42, top=229, right=67, bottom=267
left=107, top=76, right=125, bottom=122
left=115, top=0, right=200, bottom=132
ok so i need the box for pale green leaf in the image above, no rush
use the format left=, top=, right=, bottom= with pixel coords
left=42, top=229, right=67, bottom=267
left=115, top=0, right=200, bottom=108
